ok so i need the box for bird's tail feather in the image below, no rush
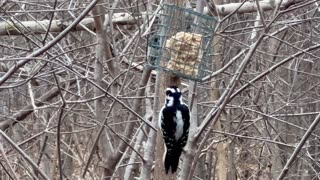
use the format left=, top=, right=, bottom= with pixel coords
left=164, top=148, right=182, bottom=174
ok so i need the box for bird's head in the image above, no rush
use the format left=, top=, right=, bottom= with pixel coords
left=165, top=86, right=183, bottom=107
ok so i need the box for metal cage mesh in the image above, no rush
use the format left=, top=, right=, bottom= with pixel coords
left=148, top=4, right=217, bottom=81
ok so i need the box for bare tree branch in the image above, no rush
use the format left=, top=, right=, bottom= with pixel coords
left=0, top=130, right=50, bottom=180
left=0, top=0, right=101, bottom=86
left=277, top=113, right=320, bottom=179
left=0, top=80, right=76, bottom=131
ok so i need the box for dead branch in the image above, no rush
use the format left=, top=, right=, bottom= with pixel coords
left=0, top=0, right=306, bottom=36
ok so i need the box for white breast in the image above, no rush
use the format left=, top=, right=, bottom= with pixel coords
left=174, top=110, right=184, bottom=140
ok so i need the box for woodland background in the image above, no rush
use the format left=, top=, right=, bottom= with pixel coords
left=1, top=0, right=320, bottom=179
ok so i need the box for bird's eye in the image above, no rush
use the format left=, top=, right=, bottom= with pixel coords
left=166, top=91, right=172, bottom=95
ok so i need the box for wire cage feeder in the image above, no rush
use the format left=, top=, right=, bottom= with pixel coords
left=148, top=3, right=218, bottom=82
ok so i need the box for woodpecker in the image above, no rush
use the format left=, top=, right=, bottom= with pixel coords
left=159, top=86, right=190, bottom=174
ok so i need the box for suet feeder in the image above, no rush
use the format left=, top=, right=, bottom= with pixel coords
left=148, top=3, right=218, bottom=82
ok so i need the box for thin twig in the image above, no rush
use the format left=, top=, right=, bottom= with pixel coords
left=42, top=0, right=58, bottom=43
left=0, top=161, right=15, bottom=180
left=0, top=0, right=101, bottom=86
left=0, top=138, right=19, bottom=180
left=229, top=43, right=320, bottom=102
left=106, top=123, right=145, bottom=162
left=53, top=73, right=66, bottom=180
left=277, top=113, right=320, bottom=179
left=81, top=100, right=116, bottom=178
left=0, top=130, right=50, bottom=180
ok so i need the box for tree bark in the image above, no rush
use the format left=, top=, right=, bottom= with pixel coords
left=91, top=4, right=115, bottom=179
left=179, top=82, right=198, bottom=180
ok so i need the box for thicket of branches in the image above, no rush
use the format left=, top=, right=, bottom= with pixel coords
left=1, top=0, right=320, bottom=179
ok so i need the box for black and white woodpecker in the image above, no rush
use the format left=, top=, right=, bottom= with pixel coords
left=159, top=86, right=190, bottom=174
